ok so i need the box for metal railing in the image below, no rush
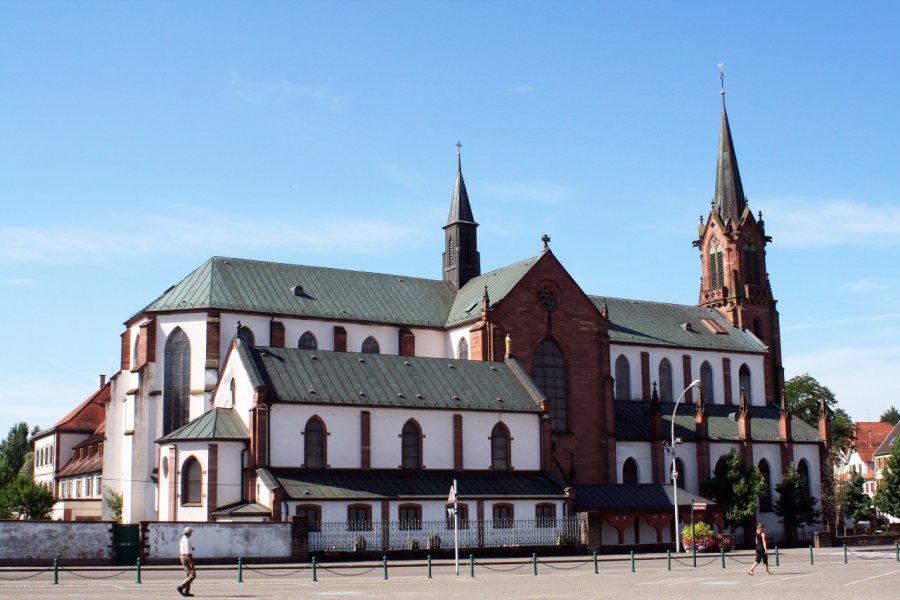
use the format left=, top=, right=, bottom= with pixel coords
left=309, top=516, right=581, bottom=552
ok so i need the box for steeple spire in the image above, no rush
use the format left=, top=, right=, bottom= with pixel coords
left=447, top=142, right=475, bottom=225
left=442, top=143, right=480, bottom=288
left=713, top=69, right=747, bottom=222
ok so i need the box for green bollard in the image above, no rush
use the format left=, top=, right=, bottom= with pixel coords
left=427, top=554, right=432, bottom=579
left=53, top=558, right=58, bottom=585
left=720, top=547, right=725, bottom=569
left=593, top=552, right=598, bottom=574
left=775, top=546, right=780, bottom=567
left=312, top=557, right=317, bottom=582
left=532, top=552, right=538, bottom=576
left=809, top=545, right=814, bottom=566
left=843, top=545, right=848, bottom=564
left=136, top=556, right=141, bottom=584
left=896, top=543, right=899, bottom=562
left=383, top=555, right=388, bottom=580
left=469, top=554, right=474, bottom=578
left=237, top=557, right=243, bottom=583
left=667, top=549, right=671, bottom=571
left=630, top=550, right=635, bottom=573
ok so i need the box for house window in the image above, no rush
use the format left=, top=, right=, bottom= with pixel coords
left=533, top=339, right=567, bottom=432
left=304, top=417, right=325, bottom=468
left=446, top=503, right=469, bottom=529
left=658, top=358, right=673, bottom=402
left=535, top=503, right=556, bottom=527
left=181, top=456, right=202, bottom=505
left=237, top=325, right=255, bottom=345
left=361, top=336, right=380, bottom=354
left=739, top=364, right=752, bottom=404
left=398, top=504, right=422, bottom=530
left=347, top=505, right=373, bottom=531
left=615, top=355, right=631, bottom=400
left=75, top=479, right=82, bottom=498
left=492, top=503, right=514, bottom=528
left=490, top=423, right=510, bottom=470
left=401, top=420, right=422, bottom=469
left=758, top=459, right=772, bottom=512
left=700, top=361, right=715, bottom=403
left=622, top=457, right=639, bottom=484
left=295, top=505, right=322, bottom=531
left=163, top=327, right=191, bottom=435
left=298, top=331, right=318, bottom=350
left=457, top=337, right=469, bottom=360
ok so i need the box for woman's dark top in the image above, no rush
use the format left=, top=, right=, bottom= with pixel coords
left=755, top=532, right=764, bottom=550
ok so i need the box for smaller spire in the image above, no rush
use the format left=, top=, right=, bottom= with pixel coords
left=738, top=387, right=749, bottom=415
left=780, top=389, right=790, bottom=416
left=601, top=301, right=608, bottom=319
left=482, top=285, right=490, bottom=310
left=694, top=388, right=706, bottom=415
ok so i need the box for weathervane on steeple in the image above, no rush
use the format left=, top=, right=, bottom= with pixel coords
left=718, top=62, right=726, bottom=95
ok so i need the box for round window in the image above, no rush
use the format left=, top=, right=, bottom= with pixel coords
left=537, top=285, right=556, bottom=312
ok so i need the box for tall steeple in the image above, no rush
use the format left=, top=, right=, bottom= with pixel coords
left=442, top=143, right=480, bottom=288
left=713, top=91, right=747, bottom=223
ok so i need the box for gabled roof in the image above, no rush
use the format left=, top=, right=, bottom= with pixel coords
left=592, top=296, right=768, bottom=354
left=39, top=383, right=109, bottom=437
left=445, top=256, right=540, bottom=326
left=157, top=408, right=249, bottom=443
left=209, top=501, right=271, bottom=518
left=138, top=257, right=457, bottom=328
left=573, top=484, right=717, bottom=513
left=615, top=401, right=821, bottom=443
left=267, top=469, right=565, bottom=501
left=238, top=342, right=545, bottom=413
left=851, top=422, right=895, bottom=463
left=57, top=452, right=103, bottom=478
left=874, top=421, right=900, bottom=457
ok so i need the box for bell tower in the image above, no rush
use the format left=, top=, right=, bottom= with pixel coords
left=694, top=73, right=784, bottom=404
left=442, top=143, right=481, bottom=288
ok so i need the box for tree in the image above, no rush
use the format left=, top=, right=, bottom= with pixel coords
left=0, top=475, right=55, bottom=520
left=0, top=422, right=37, bottom=488
left=783, top=374, right=854, bottom=451
left=775, top=463, right=819, bottom=544
left=880, top=406, right=900, bottom=425
left=105, top=488, right=123, bottom=523
left=702, top=449, right=767, bottom=537
left=837, top=471, right=872, bottom=525
left=874, top=437, right=900, bottom=519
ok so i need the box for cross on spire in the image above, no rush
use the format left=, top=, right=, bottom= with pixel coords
left=718, top=62, right=726, bottom=95
left=456, top=141, right=462, bottom=156
left=541, top=234, right=551, bottom=250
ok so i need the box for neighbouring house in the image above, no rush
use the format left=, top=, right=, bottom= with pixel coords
left=873, top=422, right=900, bottom=522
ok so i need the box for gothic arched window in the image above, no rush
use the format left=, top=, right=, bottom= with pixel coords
left=739, top=364, right=752, bottom=404
left=304, top=417, right=325, bottom=468
left=361, top=336, right=380, bottom=354
left=709, top=244, right=725, bottom=288
left=797, top=459, right=811, bottom=500
left=622, top=457, right=638, bottom=484
left=298, top=331, right=318, bottom=350
left=533, top=339, right=567, bottom=432
left=615, top=355, right=631, bottom=401
left=700, top=361, right=715, bottom=403
left=457, top=337, right=469, bottom=360
left=401, top=420, right=422, bottom=469
left=490, top=423, right=510, bottom=471
left=743, top=241, right=759, bottom=285
left=758, top=459, right=772, bottom=511
left=658, top=358, right=673, bottom=402
left=163, top=327, right=191, bottom=435
left=181, top=456, right=202, bottom=505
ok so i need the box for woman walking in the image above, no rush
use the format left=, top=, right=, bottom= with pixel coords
left=748, top=523, right=772, bottom=575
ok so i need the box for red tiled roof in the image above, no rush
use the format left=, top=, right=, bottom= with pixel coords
left=51, top=382, right=109, bottom=432
left=57, top=453, right=103, bottom=478
left=852, top=422, right=895, bottom=463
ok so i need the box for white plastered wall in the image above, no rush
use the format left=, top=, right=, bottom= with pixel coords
left=616, top=441, right=653, bottom=483
left=447, top=325, right=473, bottom=360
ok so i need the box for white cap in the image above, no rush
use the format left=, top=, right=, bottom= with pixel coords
left=184, top=526, right=193, bottom=534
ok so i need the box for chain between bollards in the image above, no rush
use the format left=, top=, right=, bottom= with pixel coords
left=532, top=553, right=537, bottom=576
left=775, top=546, right=780, bottom=567
left=809, top=545, right=814, bottom=566
left=53, top=558, right=58, bottom=585
left=427, top=554, right=432, bottom=579
left=667, top=549, right=671, bottom=571
left=312, top=557, right=317, bottom=582
left=237, top=557, right=243, bottom=583
left=593, top=552, right=598, bottom=574
left=469, top=554, right=474, bottom=578
left=720, top=548, right=725, bottom=569
left=383, top=555, right=388, bottom=580
left=136, top=557, right=141, bottom=584
left=630, top=550, right=635, bottom=573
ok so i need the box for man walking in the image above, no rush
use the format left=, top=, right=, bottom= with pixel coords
left=177, top=526, right=196, bottom=597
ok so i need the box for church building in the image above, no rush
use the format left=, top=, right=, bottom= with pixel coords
left=101, top=90, right=828, bottom=547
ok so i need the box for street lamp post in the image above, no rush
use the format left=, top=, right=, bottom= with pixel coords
left=667, top=379, right=701, bottom=553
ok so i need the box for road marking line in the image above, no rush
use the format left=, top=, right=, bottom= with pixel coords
left=754, top=571, right=818, bottom=586
left=845, top=569, right=899, bottom=586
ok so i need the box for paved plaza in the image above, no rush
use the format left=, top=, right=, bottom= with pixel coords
left=1, top=547, right=898, bottom=599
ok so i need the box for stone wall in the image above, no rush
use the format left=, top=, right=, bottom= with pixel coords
left=0, top=520, right=113, bottom=565
left=142, top=521, right=293, bottom=562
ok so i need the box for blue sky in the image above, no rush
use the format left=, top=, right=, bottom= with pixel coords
left=2, top=2, right=899, bottom=436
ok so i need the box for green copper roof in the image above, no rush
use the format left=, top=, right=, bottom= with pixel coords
left=240, top=341, right=544, bottom=413
left=591, top=296, right=767, bottom=353
left=139, top=257, right=457, bottom=328
left=615, top=401, right=821, bottom=443
left=209, top=501, right=271, bottom=517
left=573, top=484, right=717, bottom=512
left=156, top=407, right=248, bottom=443
left=268, top=469, right=565, bottom=501
left=445, top=256, right=540, bottom=326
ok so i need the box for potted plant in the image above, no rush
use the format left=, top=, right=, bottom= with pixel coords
left=682, top=521, right=717, bottom=552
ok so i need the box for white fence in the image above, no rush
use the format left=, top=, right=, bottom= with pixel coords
left=309, top=517, right=581, bottom=552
